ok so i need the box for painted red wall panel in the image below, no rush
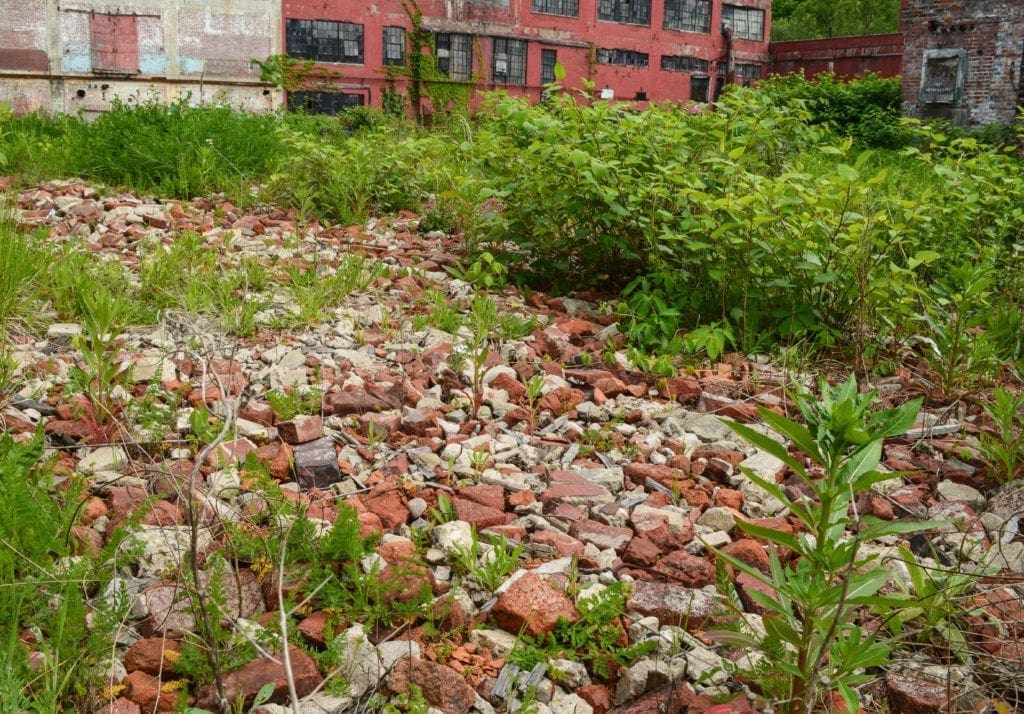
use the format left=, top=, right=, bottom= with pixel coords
left=768, top=34, right=904, bottom=80
left=90, top=13, right=138, bottom=74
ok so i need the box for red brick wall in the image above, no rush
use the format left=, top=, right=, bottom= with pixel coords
left=900, top=0, right=1024, bottom=126
left=280, top=0, right=771, bottom=112
left=768, top=34, right=904, bottom=80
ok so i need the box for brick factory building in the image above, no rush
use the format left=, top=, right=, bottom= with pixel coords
left=900, top=0, right=1024, bottom=126
left=0, top=1, right=770, bottom=117
left=280, top=0, right=772, bottom=114
left=0, top=1, right=282, bottom=116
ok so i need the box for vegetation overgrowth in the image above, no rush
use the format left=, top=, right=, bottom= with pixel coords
left=0, top=72, right=1023, bottom=712
left=2, top=73, right=1022, bottom=388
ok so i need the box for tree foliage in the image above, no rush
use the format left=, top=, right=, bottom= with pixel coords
left=771, top=0, right=900, bottom=40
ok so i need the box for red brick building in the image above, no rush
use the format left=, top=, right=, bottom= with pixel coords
left=900, top=0, right=1024, bottom=126
left=280, top=0, right=772, bottom=114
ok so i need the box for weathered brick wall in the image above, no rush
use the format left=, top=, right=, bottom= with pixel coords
left=0, top=0, right=281, bottom=115
left=901, top=0, right=1024, bottom=125
left=769, top=34, right=905, bottom=80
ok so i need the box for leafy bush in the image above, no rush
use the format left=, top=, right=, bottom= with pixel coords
left=758, top=72, right=908, bottom=148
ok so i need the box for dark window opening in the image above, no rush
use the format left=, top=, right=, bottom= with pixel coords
left=383, top=26, right=406, bottom=66
left=663, top=0, right=711, bottom=33
left=596, top=48, right=649, bottom=68
left=597, top=0, right=651, bottom=26
left=492, top=37, right=527, bottom=85
left=721, top=5, right=765, bottom=41
left=434, top=33, right=473, bottom=81
left=635, top=90, right=647, bottom=100
left=532, top=0, right=579, bottom=17
left=286, top=19, right=364, bottom=64
left=735, top=62, right=761, bottom=81
left=541, top=48, right=558, bottom=85
left=288, top=91, right=365, bottom=115
left=690, top=75, right=710, bottom=102
left=660, top=55, right=709, bottom=72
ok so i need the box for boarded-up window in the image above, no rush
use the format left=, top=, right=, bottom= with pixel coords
left=91, top=13, right=138, bottom=74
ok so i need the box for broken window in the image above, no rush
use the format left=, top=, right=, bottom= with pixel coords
left=492, top=37, right=527, bottom=85
left=734, top=62, right=761, bottom=82
left=286, top=19, right=364, bottom=64
left=434, top=33, right=473, bottom=81
left=597, top=0, right=652, bottom=26
left=596, top=48, right=649, bottom=68
left=690, top=75, right=710, bottom=102
left=721, top=5, right=765, bottom=41
left=663, top=0, right=711, bottom=33
left=288, top=91, right=365, bottom=115
left=660, top=55, right=709, bottom=72
left=383, top=26, right=406, bottom=66
left=541, top=48, right=558, bottom=84
left=90, top=13, right=138, bottom=74
left=532, top=0, right=579, bottom=17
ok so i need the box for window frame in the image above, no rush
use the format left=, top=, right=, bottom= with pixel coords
left=734, top=62, right=761, bottom=80
left=285, top=18, right=365, bottom=64
left=383, top=26, right=406, bottom=67
left=721, top=5, right=765, bottom=41
left=663, top=0, right=711, bottom=34
left=434, top=32, right=473, bottom=81
left=492, top=36, right=527, bottom=85
left=596, top=48, right=650, bottom=68
left=660, top=55, right=709, bottom=73
left=540, top=48, right=558, bottom=85
left=690, top=75, right=710, bottom=102
left=597, top=0, right=652, bottom=26
left=531, top=0, right=579, bottom=17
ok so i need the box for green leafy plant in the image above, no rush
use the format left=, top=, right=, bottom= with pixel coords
left=509, top=582, right=657, bottom=680
left=450, top=531, right=523, bottom=591
left=978, top=386, right=1024, bottom=484
left=465, top=294, right=499, bottom=418
left=711, top=376, right=938, bottom=713
left=876, top=546, right=993, bottom=664
left=447, top=250, right=507, bottom=290
left=265, top=386, right=323, bottom=422
left=916, top=259, right=1000, bottom=397
left=70, top=284, right=130, bottom=427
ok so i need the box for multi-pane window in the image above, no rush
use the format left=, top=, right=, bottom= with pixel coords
left=690, top=75, right=710, bottom=102
left=597, top=0, right=651, bottom=26
left=663, top=0, right=711, bottom=33
left=596, top=48, right=649, bottom=67
left=532, top=0, right=579, bottom=17
left=721, top=5, right=765, bottom=41
left=383, top=26, right=405, bottom=66
left=541, top=49, right=558, bottom=85
left=286, top=19, right=364, bottom=63
left=492, top=37, right=527, bottom=85
left=288, top=91, right=365, bottom=115
left=660, top=55, right=709, bottom=72
left=735, top=62, right=761, bottom=80
left=434, top=33, right=473, bottom=81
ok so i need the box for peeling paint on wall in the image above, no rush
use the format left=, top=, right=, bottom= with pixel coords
left=0, top=0, right=282, bottom=114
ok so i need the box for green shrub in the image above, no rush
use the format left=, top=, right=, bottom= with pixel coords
left=758, top=72, right=908, bottom=148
